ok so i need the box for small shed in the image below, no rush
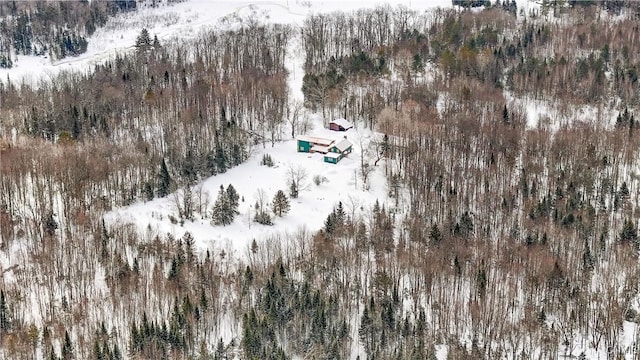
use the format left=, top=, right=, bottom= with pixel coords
left=329, top=118, right=353, bottom=132
left=324, top=152, right=342, bottom=164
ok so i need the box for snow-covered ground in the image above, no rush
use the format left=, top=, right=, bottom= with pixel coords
left=105, top=114, right=387, bottom=261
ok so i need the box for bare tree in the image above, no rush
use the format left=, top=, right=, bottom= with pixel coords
left=287, top=100, right=304, bottom=139
left=287, top=164, right=309, bottom=198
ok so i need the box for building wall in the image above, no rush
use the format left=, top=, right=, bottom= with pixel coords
left=324, top=154, right=343, bottom=164
left=298, top=140, right=311, bottom=152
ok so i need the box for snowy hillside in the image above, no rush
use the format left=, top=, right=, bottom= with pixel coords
left=8, top=0, right=640, bottom=359
left=0, top=0, right=540, bottom=85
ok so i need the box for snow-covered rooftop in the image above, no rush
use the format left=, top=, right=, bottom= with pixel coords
left=298, top=135, right=334, bottom=146
left=330, top=118, right=353, bottom=129
left=334, top=138, right=353, bottom=152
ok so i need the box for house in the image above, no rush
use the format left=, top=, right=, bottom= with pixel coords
left=297, top=135, right=353, bottom=164
left=297, top=135, right=334, bottom=153
left=324, top=137, right=353, bottom=164
left=329, top=118, right=353, bottom=132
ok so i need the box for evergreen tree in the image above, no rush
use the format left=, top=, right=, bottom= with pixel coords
left=476, top=268, right=487, bottom=298
left=92, top=340, right=102, bottom=360
left=242, top=311, right=261, bottom=358
left=335, top=201, right=346, bottom=225
left=324, top=212, right=337, bottom=235
left=144, top=181, right=154, bottom=201
left=168, top=256, right=180, bottom=281
left=429, top=224, right=442, bottom=245
left=620, top=218, right=638, bottom=246
left=214, top=146, right=227, bottom=173
left=113, top=343, right=123, bottom=360
left=359, top=305, right=372, bottom=354
left=212, top=185, right=233, bottom=226
left=582, top=239, right=595, bottom=272
left=226, top=184, right=240, bottom=214
left=271, top=190, right=290, bottom=217
left=157, top=158, right=171, bottom=198
left=61, top=330, right=73, bottom=360
left=181, top=150, right=197, bottom=185
left=289, top=179, right=299, bottom=199
left=44, top=211, right=58, bottom=237
left=459, top=211, right=474, bottom=237
left=325, top=203, right=345, bottom=235
left=502, top=104, right=509, bottom=124
left=48, top=345, right=58, bottom=360
left=135, top=28, right=151, bottom=50
left=619, top=181, right=630, bottom=199
left=411, top=53, right=423, bottom=73
left=0, top=290, right=9, bottom=332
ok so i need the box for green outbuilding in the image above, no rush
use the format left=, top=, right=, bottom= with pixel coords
left=297, top=135, right=334, bottom=153
left=324, top=152, right=342, bottom=164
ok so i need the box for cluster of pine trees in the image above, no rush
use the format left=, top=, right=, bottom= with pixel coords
left=0, top=0, right=139, bottom=66
left=212, top=185, right=240, bottom=226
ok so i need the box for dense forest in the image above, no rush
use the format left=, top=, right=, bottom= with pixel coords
left=0, top=0, right=179, bottom=68
left=2, top=1, right=640, bottom=359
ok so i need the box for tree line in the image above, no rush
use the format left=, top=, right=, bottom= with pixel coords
left=3, top=2, right=640, bottom=359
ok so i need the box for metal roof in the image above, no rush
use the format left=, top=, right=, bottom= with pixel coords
left=333, top=138, right=353, bottom=152
left=297, top=135, right=334, bottom=146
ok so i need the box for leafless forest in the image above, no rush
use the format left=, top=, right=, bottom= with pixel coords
left=2, top=2, right=640, bottom=359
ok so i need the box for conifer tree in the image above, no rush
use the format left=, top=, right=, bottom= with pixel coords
left=113, top=343, right=122, bottom=360
left=289, top=179, right=298, bottom=198
left=61, top=330, right=73, bottom=360
left=226, top=184, right=240, bottom=214
left=429, top=224, right=442, bottom=245
left=0, top=290, right=9, bottom=332
left=271, top=190, right=290, bottom=217
left=212, top=185, right=233, bottom=225
left=135, top=28, right=151, bottom=50
left=157, top=158, right=171, bottom=198
left=620, top=218, right=638, bottom=246
left=214, top=337, right=225, bottom=359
